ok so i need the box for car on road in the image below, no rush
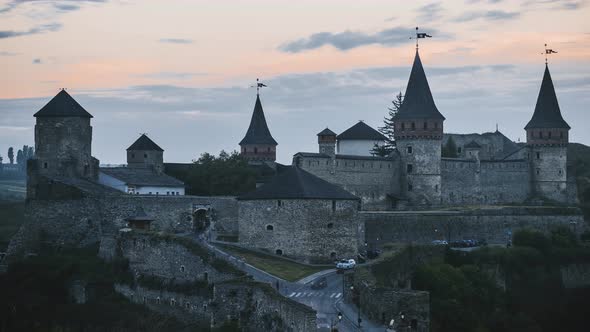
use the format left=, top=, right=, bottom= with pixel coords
left=336, top=258, right=356, bottom=270
left=431, top=240, right=448, bottom=246
left=311, top=276, right=327, bottom=289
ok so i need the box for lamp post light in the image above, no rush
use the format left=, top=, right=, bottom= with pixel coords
left=330, top=312, right=343, bottom=331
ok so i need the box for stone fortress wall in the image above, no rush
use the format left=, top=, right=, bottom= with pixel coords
left=294, top=154, right=401, bottom=210
left=238, top=198, right=360, bottom=262
left=441, top=158, right=531, bottom=205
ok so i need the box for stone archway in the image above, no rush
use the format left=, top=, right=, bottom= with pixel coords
left=192, top=208, right=209, bottom=233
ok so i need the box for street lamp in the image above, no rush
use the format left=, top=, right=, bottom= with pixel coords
left=330, top=312, right=343, bottom=331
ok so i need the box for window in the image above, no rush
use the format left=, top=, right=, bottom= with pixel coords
left=131, top=153, right=135, bottom=158
left=156, top=297, right=161, bottom=304
left=43, top=162, right=48, bottom=169
left=167, top=191, right=170, bottom=195
left=401, top=123, right=405, bottom=131
left=186, top=302, right=190, bottom=309
left=435, top=184, right=439, bottom=192
left=457, top=147, right=462, bottom=154
left=170, top=299, right=176, bottom=306
left=327, top=223, right=334, bottom=229
left=332, top=200, right=336, bottom=212
left=277, top=200, right=282, bottom=207
left=411, top=122, right=416, bottom=130
left=275, top=249, right=283, bottom=255
left=407, top=146, right=413, bottom=154
left=536, top=152, right=540, bottom=159
left=423, top=122, right=427, bottom=129
left=548, top=131, right=552, bottom=139
left=180, top=265, right=185, bottom=272
left=558, top=169, right=563, bottom=175
left=144, top=153, right=148, bottom=158
left=149, top=192, right=152, bottom=195
left=407, top=164, right=413, bottom=174
left=536, top=168, right=540, bottom=175
left=177, top=192, right=180, bottom=195
left=266, top=225, right=274, bottom=231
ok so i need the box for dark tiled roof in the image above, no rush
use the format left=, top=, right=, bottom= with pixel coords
left=239, top=95, right=278, bottom=145
left=127, top=134, right=164, bottom=151
left=238, top=166, right=358, bottom=200
left=525, top=65, right=570, bottom=129
left=317, top=128, right=337, bottom=136
left=293, top=152, right=395, bottom=161
left=464, top=141, right=481, bottom=149
left=126, top=206, right=154, bottom=221
left=100, top=167, right=184, bottom=187
left=48, top=176, right=123, bottom=196
left=336, top=121, right=386, bottom=141
left=34, top=90, right=93, bottom=118
left=394, top=50, right=445, bottom=121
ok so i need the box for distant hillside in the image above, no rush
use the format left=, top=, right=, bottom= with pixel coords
left=568, top=143, right=590, bottom=221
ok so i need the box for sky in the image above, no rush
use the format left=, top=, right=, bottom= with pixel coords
left=0, top=0, right=589, bottom=165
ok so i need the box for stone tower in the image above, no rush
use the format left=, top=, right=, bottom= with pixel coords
left=127, top=134, right=164, bottom=174
left=525, top=64, right=570, bottom=202
left=31, top=90, right=97, bottom=180
left=239, top=94, right=278, bottom=163
left=317, top=128, right=337, bottom=157
left=394, top=50, right=445, bottom=206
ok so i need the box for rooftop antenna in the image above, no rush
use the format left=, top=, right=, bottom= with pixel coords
left=409, top=26, right=432, bottom=50
left=542, top=43, right=558, bottom=65
left=250, top=78, right=267, bottom=96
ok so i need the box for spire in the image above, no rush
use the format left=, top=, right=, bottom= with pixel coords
left=525, top=64, right=570, bottom=129
left=394, top=50, right=445, bottom=120
left=239, top=95, right=278, bottom=145
left=127, top=134, right=164, bottom=151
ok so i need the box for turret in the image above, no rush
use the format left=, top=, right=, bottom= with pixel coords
left=394, top=50, right=445, bottom=206
left=525, top=64, right=571, bottom=202
left=32, top=90, right=97, bottom=180
left=317, top=128, right=337, bottom=157
left=127, top=134, right=164, bottom=174
left=239, top=94, right=278, bottom=163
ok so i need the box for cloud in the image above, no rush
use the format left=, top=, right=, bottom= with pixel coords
left=279, top=27, right=448, bottom=53
left=0, top=22, right=61, bottom=39
left=521, top=0, right=586, bottom=10
left=0, top=0, right=106, bottom=14
left=0, top=51, right=19, bottom=56
left=417, top=2, right=444, bottom=22
left=159, top=38, right=193, bottom=44
left=32, top=58, right=42, bottom=64
left=454, top=10, right=520, bottom=22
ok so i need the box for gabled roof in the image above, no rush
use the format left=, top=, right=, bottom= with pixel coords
left=127, top=134, right=164, bottom=152
left=525, top=65, right=570, bottom=129
left=317, top=128, right=337, bottom=136
left=394, top=50, right=445, bottom=121
left=125, top=206, right=154, bottom=221
left=238, top=166, right=358, bottom=200
left=100, top=167, right=184, bottom=187
left=239, top=95, right=278, bottom=145
left=464, top=141, right=481, bottom=149
left=336, top=121, right=386, bottom=141
left=34, top=90, right=93, bottom=118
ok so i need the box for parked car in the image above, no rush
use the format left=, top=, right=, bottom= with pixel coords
left=311, top=276, right=327, bottom=289
left=431, top=240, right=448, bottom=246
left=336, top=259, right=356, bottom=269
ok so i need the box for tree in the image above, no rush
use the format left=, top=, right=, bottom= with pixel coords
left=442, top=136, right=458, bottom=158
left=16, top=149, right=23, bottom=165
left=8, top=147, right=14, bottom=164
left=371, top=92, right=403, bottom=157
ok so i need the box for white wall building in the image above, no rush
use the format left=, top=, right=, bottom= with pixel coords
left=99, top=167, right=185, bottom=195
left=336, top=121, right=387, bottom=156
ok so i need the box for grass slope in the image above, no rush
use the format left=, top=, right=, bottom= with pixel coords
left=0, top=201, right=24, bottom=251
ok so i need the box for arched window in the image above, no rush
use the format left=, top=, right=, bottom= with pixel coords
left=43, top=162, right=48, bottom=169
left=275, top=249, right=283, bottom=255
left=266, top=225, right=274, bottom=231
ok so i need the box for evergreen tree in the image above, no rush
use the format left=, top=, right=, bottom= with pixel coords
left=442, top=136, right=458, bottom=158
left=16, top=149, right=24, bottom=165
left=371, top=92, right=403, bottom=157
left=8, top=147, right=14, bottom=164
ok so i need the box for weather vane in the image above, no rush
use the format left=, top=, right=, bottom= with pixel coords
left=409, top=26, right=432, bottom=50
left=250, top=78, right=267, bottom=95
left=542, top=44, right=558, bottom=65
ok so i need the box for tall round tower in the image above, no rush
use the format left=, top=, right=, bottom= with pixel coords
left=32, top=89, right=96, bottom=179
left=525, top=64, right=570, bottom=203
left=394, top=50, right=445, bottom=206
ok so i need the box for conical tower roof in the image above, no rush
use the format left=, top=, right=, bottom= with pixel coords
left=525, top=65, right=570, bottom=129
left=127, top=134, right=164, bottom=151
left=34, top=90, right=93, bottom=118
left=239, top=95, right=278, bottom=145
left=395, top=50, right=445, bottom=120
